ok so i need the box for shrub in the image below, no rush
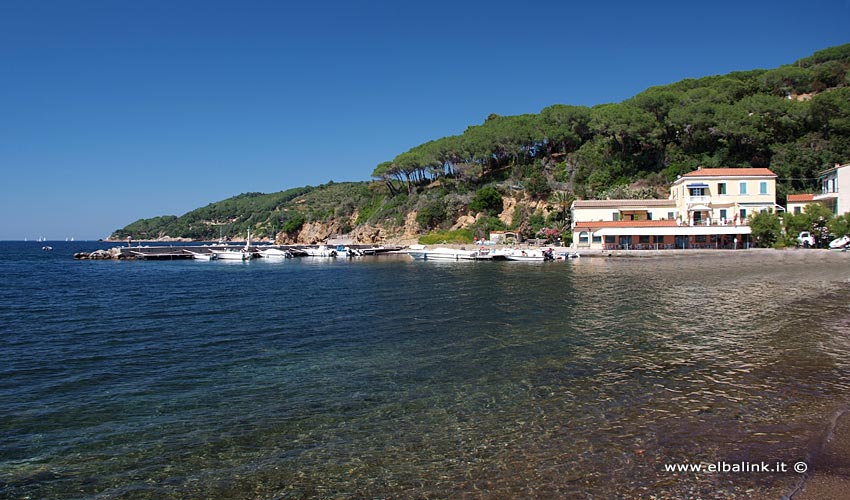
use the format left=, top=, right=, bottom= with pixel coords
left=525, top=172, right=552, bottom=200
left=415, top=199, right=448, bottom=230
left=419, top=229, right=474, bottom=245
left=470, top=215, right=506, bottom=239
left=282, top=213, right=306, bottom=234
left=469, top=186, right=503, bottom=215
left=748, top=210, right=781, bottom=247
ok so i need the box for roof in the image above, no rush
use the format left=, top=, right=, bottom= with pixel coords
left=574, top=220, right=679, bottom=229
left=679, top=168, right=776, bottom=178
left=819, top=162, right=850, bottom=176
left=591, top=225, right=752, bottom=237
left=787, top=194, right=815, bottom=202
left=571, top=199, right=676, bottom=208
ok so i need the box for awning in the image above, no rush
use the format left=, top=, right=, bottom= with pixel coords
left=688, top=204, right=712, bottom=211
left=592, top=226, right=752, bottom=237
left=687, top=183, right=709, bottom=188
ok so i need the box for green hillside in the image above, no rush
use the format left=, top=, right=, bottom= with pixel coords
left=112, top=44, right=850, bottom=242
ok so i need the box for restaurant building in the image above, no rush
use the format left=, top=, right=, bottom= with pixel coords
left=571, top=167, right=779, bottom=250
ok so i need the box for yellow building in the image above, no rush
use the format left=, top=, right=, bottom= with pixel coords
left=670, top=167, right=779, bottom=225
left=571, top=167, right=779, bottom=250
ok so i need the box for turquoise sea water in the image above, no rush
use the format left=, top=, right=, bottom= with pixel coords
left=2, top=242, right=850, bottom=498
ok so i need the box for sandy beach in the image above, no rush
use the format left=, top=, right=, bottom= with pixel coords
left=779, top=408, right=850, bottom=499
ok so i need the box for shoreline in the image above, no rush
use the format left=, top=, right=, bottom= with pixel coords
left=434, top=244, right=850, bottom=259
left=783, top=408, right=850, bottom=499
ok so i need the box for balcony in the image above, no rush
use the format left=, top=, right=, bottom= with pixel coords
left=814, top=191, right=838, bottom=201
left=687, top=195, right=711, bottom=204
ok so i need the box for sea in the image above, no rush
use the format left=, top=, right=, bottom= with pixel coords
left=2, top=241, right=850, bottom=499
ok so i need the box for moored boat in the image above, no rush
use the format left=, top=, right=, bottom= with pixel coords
left=258, top=248, right=291, bottom=259
left=213, top=249, right=253, bottom=260
left=302, top=245, right=339, bottom=257
left=829, top=235, right=850, bottom=250
left=187, top=250, right=217, bottom=261
left=406, top=246, right=478, bottom=261
left=214, top=230, right=255, bottom=260
left=496, top=248, right=561, bottom=262
left=559, top=251, right=580, bottom=260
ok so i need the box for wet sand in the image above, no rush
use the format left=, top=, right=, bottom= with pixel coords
left=783, top=409, right=850, bottom=499
left=467, top=246, right=850, bottom=498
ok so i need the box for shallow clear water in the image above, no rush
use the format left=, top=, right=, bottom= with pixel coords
left=2, top=242, right=850, bottom=498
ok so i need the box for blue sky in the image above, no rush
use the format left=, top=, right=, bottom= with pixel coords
left=1, top=0, right=847, bottom=240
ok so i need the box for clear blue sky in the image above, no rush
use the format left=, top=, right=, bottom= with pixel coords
left=1, top=0, right=847, bottom=240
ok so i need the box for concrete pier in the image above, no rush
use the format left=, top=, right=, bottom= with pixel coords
left=75, top=244, right=404, bottom=260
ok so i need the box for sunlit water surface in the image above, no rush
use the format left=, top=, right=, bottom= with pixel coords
left=2, top=242, right=850, bottom=498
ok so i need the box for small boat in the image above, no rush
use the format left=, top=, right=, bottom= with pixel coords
left=42, top=245, right=53, bottom=251
left=187, top=250, right=217, bottom=261
left=214, top=230, right=255, bottom=260
left=829, top=235, right=850, bottom=250
left=406, top=246, right=478, bottom=261
left=496, top=248, right=561, bottom=262
left=302, top=245, right=339, bottom=257
left=213, top=249, right=253, bottom=260
left=258, top=248, right=291, bottom=259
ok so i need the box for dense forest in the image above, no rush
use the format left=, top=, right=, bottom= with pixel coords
left=113, top=44, right=850, bottom=242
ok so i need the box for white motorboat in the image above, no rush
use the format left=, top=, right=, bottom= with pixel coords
left=559, top=252, right=580, bottom=260
left=258, top=248, right=291, bottom=259
left=829, top=235, right=850, bottom=250
left=187, top=250, right=217, bottom=261
left=406, top=246, right=478, bottom=261
left=498, top=248, right=548, bottom=262
left=496, top=248, right=563, bottom=261
left=302, top=245, right=339, bottom=257
left=213, top=249, right=252, bottom=260
left=214, top=230, right=255, bottom=260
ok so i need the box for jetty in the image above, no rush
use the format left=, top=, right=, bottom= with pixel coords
left=74, top=244, right=403, bottom=260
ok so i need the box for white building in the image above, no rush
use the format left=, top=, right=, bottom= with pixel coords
left=814, top=162, right=850, bottom=215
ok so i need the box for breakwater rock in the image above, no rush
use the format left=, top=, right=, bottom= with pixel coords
left=73, top=249, right=131, bottom=260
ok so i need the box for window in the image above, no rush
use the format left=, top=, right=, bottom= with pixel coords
left=740, top=208, right=747, bottom=220
left=718, top=183, right=727, bottom=195
left=619, top=236, right=632, bottom=247
left=578, top=231, right=589, bottom=244
left=639, top=235, right=650, bottom=244
left=605, top=235, right=615, bottom=244
left=612, top=212, right=619, bottom=221
left=689, top=187, right=705, bottom=196
left=647, top=212, right=653, bottom=220
left=739, top=182, right=747, bottom=195
left=667, top=212, right=675, bottom=220
left=695, top=235, right=707, bottom=243
left=653, top=235, right=664, bottom=244
left=759, top=181, right=768, bottom=195
left=794, top=206, right=802, bottom=215
left=719, top=209, right=727, bottom=220
left=592, top=235, right=602, bottom=244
